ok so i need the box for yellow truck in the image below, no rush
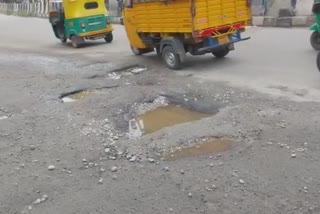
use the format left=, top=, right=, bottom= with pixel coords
left=122, top=0, right=252, bottom=69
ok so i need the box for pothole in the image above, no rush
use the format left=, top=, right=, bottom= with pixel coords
left=60, top=90, right=96, bottom=103
left=128, top=97, right=213, bottom=138
left=164, top=137, right=233, bottom=161
left=59, top=85, right=118, bottom=103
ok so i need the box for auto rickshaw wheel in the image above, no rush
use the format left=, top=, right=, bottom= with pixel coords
left=70, top=35, right=80, bottom=48
left=310, top=31, right=320, bottom=50
left=60, top=37, right=67, bottom=43
left=212, top=46, right=230, bottom=58
left=105, top=33, right=113, bottom=43
left=317, top=52, right=320, bottom=71
left=162, top=45, right=181, bottom=70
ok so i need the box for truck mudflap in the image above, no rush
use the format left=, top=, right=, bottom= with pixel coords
left=196, top=30, right=250, bottom=54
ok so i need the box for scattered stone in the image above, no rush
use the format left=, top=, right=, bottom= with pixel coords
left=111, top=166, right=118, bottom=172
left=109, top=156, right=117, bottom=160
left=205, top=179, right=209, bottom=183
left=180, top=169, right=185, bottom=174
left=82, top=159, right=87, bottom=162
left=33, top=198, right=42, bottom=204
left=21, top=164, right=25, bottom=168
left=100, top=168, right=105, bottom=172
left=280, top=144, right=285, bottom=148
left=188, top=193, right=192, bottom=198
left=169, top=208, right=173, bottom=212
left=129, top=156, right=137, bottom=162
left=112, top=175, right=118, bottom=180
left=104, top=148, right=110, bottom=153
left=30, top=145, right=36, bottom=150
left=147, top=158, right=155, bottom=163
left=42, top=195, right=48, bottom=201
left=304, top=142, right=308, bottom=147
left=48, top=165, right=55, bottom=170
left=239, top=179, right=245, bottom=184
left=98, top=178, right=103, bottom=184
left=210, top=163, right=214, bottom=167
left=28, top=206, right=32, bottom=211
left=163, top=166, right=169, bottom=172
left=291, top=153, right=297, bottom=158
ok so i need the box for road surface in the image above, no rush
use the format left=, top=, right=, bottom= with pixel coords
left=1, top=15, right=320, bottom=214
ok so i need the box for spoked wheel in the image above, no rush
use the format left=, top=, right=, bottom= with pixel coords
left=317, top=51, right=320, bottom=71
left=310, top=31, right=320, bottom=50
left=212, top=46, right=230, bottom=58
left=70, top=35, right=80, bottom=48
left=162, top=45, right=182, bottom=70
left=105, top=33, right=113, bottom=43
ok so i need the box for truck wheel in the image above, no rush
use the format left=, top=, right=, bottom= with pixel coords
left=131, top=46, right=143, bottom=55
left=310, top=31, right=320, bottom=50
left=130, top=46, right=154, bottom=55
left=317, top=52, right=320, bottom=71
left=105, top=33, right=113, bottom=43
left=70, top=35, right=80, bottom=48
left=212, top=47, right=229, bottom=58
left=162, top=45, right=181, bottom=70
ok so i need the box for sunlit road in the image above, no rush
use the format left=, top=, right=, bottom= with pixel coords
left=1, top=14, right=320, bottom=101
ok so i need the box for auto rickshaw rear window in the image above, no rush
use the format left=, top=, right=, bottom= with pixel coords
left=84, top=2, right=98, bottom=9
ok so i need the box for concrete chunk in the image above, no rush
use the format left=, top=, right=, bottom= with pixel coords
left=252, top=16, right=264, bottom=26
left=263, top=17, right=276, bottom=27
left=292, top=16, right=308, bottom=27
left=276, top=17, right=292, bottom=28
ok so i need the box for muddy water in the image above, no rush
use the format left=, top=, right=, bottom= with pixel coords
left=164, top=138, right=233, bottom=161
left=135, top=105, right=211, bottom=135
left=61, top=91, right=95, bottom=103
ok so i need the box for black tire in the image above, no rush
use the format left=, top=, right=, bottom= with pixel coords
left=310, top=31, right=320, bottom=50
left=70, top=35, right=80, bottom=48
left=317, top=52, right=320, bottom=72
left=105, top=33, right=113, bottom=43
left=130, top=46, right=154, bottom=55
left=60, top=37, right=67, bottom=43
left=212, top=46, right=230, bottom=58
left=131, top=46, right=143, bottom=55
left=162, top=45, right=182, bottom=70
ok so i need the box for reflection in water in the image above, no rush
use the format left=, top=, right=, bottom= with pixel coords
left=128, top=105, right=211, bottom=139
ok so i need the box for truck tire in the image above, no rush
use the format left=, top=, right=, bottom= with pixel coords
left=310, top=31, right=320, bottom=50
left=212, top=46, right=229, bottom=58
left=162, top=45, right=181, bottom=70
left=130, top=46, right=154, bottom=55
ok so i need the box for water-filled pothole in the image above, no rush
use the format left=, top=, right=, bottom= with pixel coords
left=129, top=104, right=212, bottom=138
left=164, top=137, right=233, bottom=161
left=61, top=90, right=96, bottom=103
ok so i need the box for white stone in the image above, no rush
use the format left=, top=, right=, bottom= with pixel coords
left=98, top=178, right=103, bottom=184
left=291, top=153, right=297, bottom=158
left=147, top=158, right=155, bottom=163
left=239, top=179, right=245, bottom=184
left=48, top=165, right=55, bottom=170
left=28, top=206, right=32, bottom=211
left=111, top=166, right=118, bottom=172
left=188, top=193, right=192, bottom=198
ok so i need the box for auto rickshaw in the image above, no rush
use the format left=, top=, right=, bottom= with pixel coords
left=48, top=0, right=113, bottom=48
left=121, top=0, right=251, bottom=69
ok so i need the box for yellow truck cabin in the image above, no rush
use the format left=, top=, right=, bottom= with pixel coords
left=122, top=0, right=252, bottom=69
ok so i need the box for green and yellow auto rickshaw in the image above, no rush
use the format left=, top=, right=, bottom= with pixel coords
left=48, top=0, right=113, bottom=48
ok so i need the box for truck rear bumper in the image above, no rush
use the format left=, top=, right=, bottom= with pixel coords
left=196, top=30, right=250, bottom=54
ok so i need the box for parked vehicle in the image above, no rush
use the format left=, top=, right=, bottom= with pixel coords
left=121, top=0, right=252, bottom=69
left=48, top=0, right=113, bottom=48
left=310, top=0, right=320, bottom=50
